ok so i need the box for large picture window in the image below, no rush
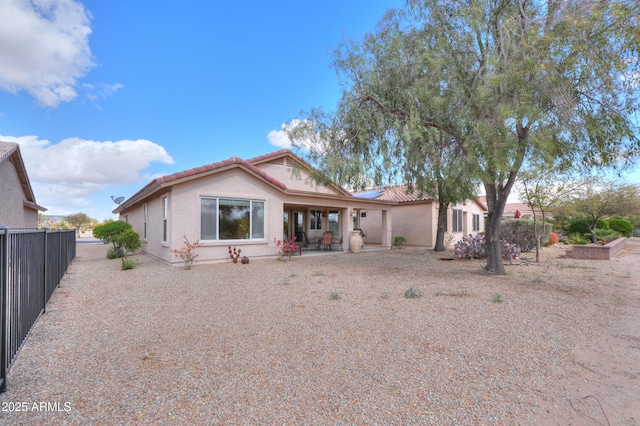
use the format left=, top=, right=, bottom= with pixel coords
left=200, top=197, right=265, bottom=240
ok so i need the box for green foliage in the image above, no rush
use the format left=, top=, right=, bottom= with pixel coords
left=116, top=229, right=141, bottom=258
left=106, top=247, right=124, bottom=259
left=593, top=228, right=621, bottom=242
left=567, top=219, right=592, bottom=236
left=499, top=219, right=552, bottom=252
left=492, top=293, right=504, bottom=303
left=568, top=233, right=590, bottom=245
left=328, top=292, right=342, bottom=300
left=93, top=220, right=132, bottom=251
left=607, top=218, right=632, bottom=237
left=121, top=258, right=135, bottom=270
left=404, top=287, right=422, bottom=299
left=289, top=0, right=640, bottom=275
left=64, top=212, right=91, bottom=235
left=392, top=236, right=406, bottom=248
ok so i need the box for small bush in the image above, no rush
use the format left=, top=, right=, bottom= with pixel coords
left=500, top=219, right=552, bottom=252
left=547, top=232, right=560, bottom=245
left=567, top=219, right=591, bottom=236
left=393, top=236, right=407, bottom=248
left=568, top=233, right=589, bottom=245
left=607, top=218, right=632, bottom=237
left=454, top=234, right=520, bottom=261
left=329, top=292, right=342, bottom=300
left=593, top=228, right=620, bottom=241
left=121, top=258, right=135, bottom=270
left=404, top=287, right=422, bottom=298
left=492, top=293, right=504, bottom=303
left=106, top=247, right=124, bottom=259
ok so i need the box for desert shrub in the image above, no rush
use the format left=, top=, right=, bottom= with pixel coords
left=393, top=236, right=407, bottom=248
left=567, top=218, right=591, bottom=236
left=547, top=232, right=560, bottom=245
left=607, top=218, right=632, bottom=237
left=106, top=247, right=124, bottom=259
left=499, top=219, right=552, bottom=252
left=568, top=233, right=589, bottom=245
left=121, top=258, right=135, bottom=270
left=593, top=228, right=621, bottom=241
left=454, top=234, right=520, bottom=260
left=404, top=287, right=422, bottom=298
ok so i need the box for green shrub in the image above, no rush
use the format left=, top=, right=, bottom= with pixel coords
left=106, top=247, right=124, bottom=259
left=567, top=218, right=592, bottom=236
left=404, top=287, right=422, bottom=298
left=568, top=233, right=589, bottom=245
left=607, top=218, right=632, bottom=237
left=499, top=219, right=552, bottom=252
left=393, top=236, right=407, bottom=248
left=121, top=258, right=135, bottom=270
left=593, top=228, right=620, bottom=241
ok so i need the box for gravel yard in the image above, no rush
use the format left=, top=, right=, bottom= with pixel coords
left=0, top=240, right=639, bottom=425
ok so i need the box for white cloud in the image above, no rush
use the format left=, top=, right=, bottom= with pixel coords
left=267, top=122, right=294, bottom=148
left=0, top=0, right=94, bottom=107
left=267, top=119, right=327, bottom=153
left=0, top=134, right=174, bottom=214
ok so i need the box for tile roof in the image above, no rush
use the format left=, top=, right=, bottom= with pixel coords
left=0, top=141, right=19, bottom=163
left=354, top=184, right=432, bottom=203
left=151, top=156, right=287, bottom=190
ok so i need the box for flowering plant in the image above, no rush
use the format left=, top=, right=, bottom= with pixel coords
left=172, top=235, right=203, bottom=269
left=273, top=236, right=301, bottom=259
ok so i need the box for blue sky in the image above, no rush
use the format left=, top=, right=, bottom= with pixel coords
left=1, top=0, right=638, bottom=222
left=0, top=0, right=405, bottom=220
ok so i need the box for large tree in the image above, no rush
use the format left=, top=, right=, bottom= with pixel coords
left=64, top=212, right=91, bottom=236
left=292, top=0, right=639, bottom=274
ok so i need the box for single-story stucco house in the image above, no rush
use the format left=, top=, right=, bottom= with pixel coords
left=354, top=185, right=487, bottom=247
left=0, top=141, right=46, bottom=228
left=113, top=149, right=396, bottom=265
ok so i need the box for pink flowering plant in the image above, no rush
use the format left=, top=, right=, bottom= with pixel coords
left=273, top=236, right=302, bottom=259
left=172, top=235, right=203, bottom=269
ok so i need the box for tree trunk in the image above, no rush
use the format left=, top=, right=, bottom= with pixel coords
left=484, top=183, right=509, bottom=275
left=433, top=202, right=449, bottom=251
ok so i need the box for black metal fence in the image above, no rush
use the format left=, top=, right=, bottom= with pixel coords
left=0, top=228, right=76, bottom=393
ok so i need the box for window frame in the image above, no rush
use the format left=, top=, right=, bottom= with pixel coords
left=310, top=209, right=322, bottom=230
left=162, top=196, right=168, bottom=243
left=452, top=209, right=463, bottom=233
left=200, top=196, right=266, bottom=241
left=472, top=213, right=480, bottom=232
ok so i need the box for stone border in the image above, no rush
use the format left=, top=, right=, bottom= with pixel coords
left=565, top=237, right=627, bottom=260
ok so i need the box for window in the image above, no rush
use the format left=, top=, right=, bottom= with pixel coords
left=310, top=210, right=322, bottom=230
left=200, top=197, right=265, bottom=240
left=162, top=197, right=168, bottom=243
left=472, top=214, right=480, bottom=232
left=328, top=210, right=339, bottom=234
left=143, top=204, right=147, bottom=239
left=452, top=209, right=463, bottom=232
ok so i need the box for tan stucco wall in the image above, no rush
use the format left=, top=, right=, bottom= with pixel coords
left=121, top=168, right=288, bottom=265
left=256, top=162, right=341, bottom=195
left=0, top=158, right=38, bottom=228
left=359, top=203, right=434, bottom=246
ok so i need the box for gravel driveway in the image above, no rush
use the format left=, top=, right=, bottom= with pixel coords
left=0, top=240, right=638, bottom=425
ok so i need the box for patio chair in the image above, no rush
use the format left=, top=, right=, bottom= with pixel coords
left=300, top=232, right=311, bottom=250
left=321, top=231, right=334, bottom=251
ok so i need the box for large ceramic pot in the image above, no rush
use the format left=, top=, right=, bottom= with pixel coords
left=349, top=231, right=363, bottom=253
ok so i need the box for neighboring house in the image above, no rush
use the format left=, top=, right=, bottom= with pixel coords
left=113, top=149, right=395, bottom=265
left=477, top=197, right=542, bottom=219
left=0, top=141, right=46, bottom=228
left=354, top=184, right=487, bottom=247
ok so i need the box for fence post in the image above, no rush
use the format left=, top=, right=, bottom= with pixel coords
left=0, top=227, right=9, bottom=393
left=42, top=229, right=48, bottom=314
